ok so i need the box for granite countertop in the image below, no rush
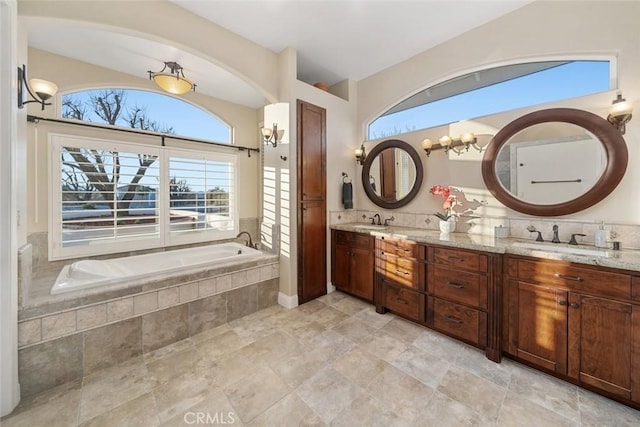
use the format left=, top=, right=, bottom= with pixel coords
left=331, top=223, right=640, bottom=273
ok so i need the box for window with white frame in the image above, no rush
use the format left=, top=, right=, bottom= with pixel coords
left=167, top=151, right=237, bottom=245
left=50, top=134, right=238, bottom=260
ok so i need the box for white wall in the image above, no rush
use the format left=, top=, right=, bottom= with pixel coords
left=1, top=0, right=20, bottom=416
left=355, top=1, right=640, bottom=224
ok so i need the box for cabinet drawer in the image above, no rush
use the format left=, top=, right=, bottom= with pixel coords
left=379, top=237, right=421, bottom=259
left=430, top=247, right=487, bottom=272
left=433, top=298, right=487, bottom=347
left=432, top=266, right=488, bottom=310
left=378, top=253, right=420, bottom=289
left=517, top=259, right=631, bottom=300
left=334, top=230, right=374, bottom=250
left=384, top=282, right=425, bottom=322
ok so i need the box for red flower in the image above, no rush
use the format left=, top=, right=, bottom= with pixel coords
left=429, top=185, right=450, bottom=199
left=430, top=185, right=457, bottom=221
left=443, top=195, right=456, bottom=210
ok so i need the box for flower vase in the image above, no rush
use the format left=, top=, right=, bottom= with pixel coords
left=439, top=218, right=456, bottom=234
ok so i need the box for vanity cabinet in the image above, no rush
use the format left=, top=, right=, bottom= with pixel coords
left=331, top=230, right=375, bottom=302
left=375, top=241, right=502, bottom=361
left=427, top=246, right=494, bottom=351
left=374, top=236, right=426, bottom=322
left=504, top=255, right=640, bottom=403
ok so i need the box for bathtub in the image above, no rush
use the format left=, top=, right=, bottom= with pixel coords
left=51, top=242, right=263, bottom=295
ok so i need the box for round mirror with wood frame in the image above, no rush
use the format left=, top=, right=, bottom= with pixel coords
left=481, top=108, right=628, bottom=216
left=362, top=139, right=424, bottom=209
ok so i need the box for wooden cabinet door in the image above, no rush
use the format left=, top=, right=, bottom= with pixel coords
left=332, top=244, right=351, bottom=292
left=507, top=280, right=568, bottom=374
left=350, top=247, right=374, bottom=301
left=299, top=202, right=326, bottom=303
left=568, top=294, right=637, bottom=400
left=297, top=100, right=325, bottom=201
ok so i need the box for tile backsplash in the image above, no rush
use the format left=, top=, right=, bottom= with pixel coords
left=329, top=210, right=640, bottom=250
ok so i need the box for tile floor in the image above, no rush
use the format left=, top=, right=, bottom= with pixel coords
left=3, top=292, right=640, bottom=426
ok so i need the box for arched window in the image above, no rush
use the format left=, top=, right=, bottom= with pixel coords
left=51, top=89, right=238, bottom=259
left=368, top=60, right=613, bottom=140
left=61, top=88, right=231, bottom=143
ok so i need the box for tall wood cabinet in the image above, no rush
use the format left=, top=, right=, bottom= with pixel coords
left=297, top=100, right=327, bottom=304
left=504, top=255, right=640, bottom=403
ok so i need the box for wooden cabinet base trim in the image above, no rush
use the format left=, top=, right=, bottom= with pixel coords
left=580, top=373, right=632, bottom=400
left=515, top=349, right=559, bottom=373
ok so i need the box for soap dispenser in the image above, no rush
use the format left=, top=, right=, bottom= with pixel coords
left=595, top=221, right=609, bottom=248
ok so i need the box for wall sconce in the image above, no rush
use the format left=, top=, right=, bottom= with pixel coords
left=17, top=64, right=58, bottom=110
left=354, top=143, right=367, bottom=165
left=607, top=92, right=633, bottom=135
left=422, top=133, right=486, bottom=157
left=262, top=123, right=285, bottom=147
left=148, top=61, right=196, bottom=95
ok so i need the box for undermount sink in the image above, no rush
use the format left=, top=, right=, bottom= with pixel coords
left=511, top=241, right=610, bottom=257
left=353, top=224, right=388, bottom=231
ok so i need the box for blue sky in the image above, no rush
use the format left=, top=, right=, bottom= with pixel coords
left=368, top=61, right=611, bottom=139
left=62, top=89, right=231, bottom=143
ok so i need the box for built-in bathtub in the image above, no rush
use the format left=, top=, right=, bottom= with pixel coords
left=51, top=242, right=262, bottom=295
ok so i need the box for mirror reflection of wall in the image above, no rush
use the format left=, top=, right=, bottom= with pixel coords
left=369, top=148, right=417, bottom=201
left=495, top=122, right=605, bottom=205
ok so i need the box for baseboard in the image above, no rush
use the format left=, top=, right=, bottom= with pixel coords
left=278, top=292, right=299, bottom=309
left=327, top=282, right=336, bottom=294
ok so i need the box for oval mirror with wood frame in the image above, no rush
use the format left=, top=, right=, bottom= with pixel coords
left=481, top=108, right=628, bottom=216
left=362, top=139, right=424, bottom=209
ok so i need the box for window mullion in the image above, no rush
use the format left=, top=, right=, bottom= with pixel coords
left=160, top=151, right=170, bottom=246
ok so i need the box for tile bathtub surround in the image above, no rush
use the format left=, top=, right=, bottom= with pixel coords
left=18, top=254, right=279, bottom=321
left=17, top=277, right=280, bottom=398
left=5, top=292, right=640, bottom=426
left=17, top=262, right=280, bottom=345
left=330, top=209, right=640, bottom=250
left=21, top=217, right=262, bottom=307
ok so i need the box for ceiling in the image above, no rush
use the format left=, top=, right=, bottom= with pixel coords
left=27, top=1, right=531, bottom=109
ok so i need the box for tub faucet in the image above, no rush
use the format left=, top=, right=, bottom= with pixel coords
left=552, top=224, right=561, bottom=243
left=236, top=231, right=256, bottom=249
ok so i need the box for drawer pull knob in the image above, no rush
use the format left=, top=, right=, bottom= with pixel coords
left=447, top=256, right=464, bottom=262
left=447, top=282, right=464, bottom=289
left=570, top=302, right=580, bottom=309
left=558, top=300, right=568, bottom=306
left=554, top=273, right=584, bottom=282
left=395, top=298, right=408, bottom=305
left=395, top=269, right=410, bottom=276
left=444, top=315, right=463, bottom=324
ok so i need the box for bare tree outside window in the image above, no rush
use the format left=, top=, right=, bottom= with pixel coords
left=61, top=89, right=175, bottom=217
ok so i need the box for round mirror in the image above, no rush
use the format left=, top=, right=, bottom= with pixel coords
left=362, top=139, right=424, bottom=209
left=482, top=108, right=628, bottom=216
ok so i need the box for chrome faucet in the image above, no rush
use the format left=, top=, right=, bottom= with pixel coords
left=552, top=224, right=561, bottom=243
left=370, top=213, right=382, bottom=225
left=236, top=231, right=256, bottom=249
